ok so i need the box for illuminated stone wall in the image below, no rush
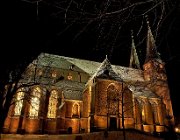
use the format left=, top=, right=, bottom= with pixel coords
left=2, top=54, right=174, bottom=135
left=89, top=78, right=135, bottom=130
left=3, top=79, right=171, bottom=134
left=3, top=85, right=83, bottom=134
left=3, top=104, right=15, bottom=133
left=80, top=118, right=89, bottom=133
left=65, top=118, right=80, bottom=133
left=143, top=59, right=174, bottom=125
left=82, top=88, right=89, bottom=117
left=25, top=119, right=41, bottom=134
left=95, top=79, right=122, bottom=116
left=82, top=77, right=170, bottom=133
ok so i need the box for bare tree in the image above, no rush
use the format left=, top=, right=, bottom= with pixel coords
left=19, top=0, right=177, bottom=61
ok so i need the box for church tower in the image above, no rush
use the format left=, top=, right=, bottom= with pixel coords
left=143, top=19, right=166, bottom=82
left=143, top=19, right=174, bottom=125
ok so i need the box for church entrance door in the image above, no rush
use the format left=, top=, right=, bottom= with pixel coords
left=109, top=117, right=117, bottom=130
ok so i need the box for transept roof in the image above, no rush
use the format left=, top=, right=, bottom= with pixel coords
left=55, top=80, right=84, bottom=100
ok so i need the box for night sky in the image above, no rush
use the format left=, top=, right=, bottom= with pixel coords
left=1, top=0, right=180, bottom=120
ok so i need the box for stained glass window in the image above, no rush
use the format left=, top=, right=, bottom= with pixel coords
left=29, top=87, right=41, bottom=118
left=14, top=89, right=25, bottom=116
left=152, top=103, right=159, bottom=124
left=47, top=90, right=58, bottom=118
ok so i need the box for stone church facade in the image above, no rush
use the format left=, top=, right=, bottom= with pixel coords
left=3, top=23, right=174, bottom=134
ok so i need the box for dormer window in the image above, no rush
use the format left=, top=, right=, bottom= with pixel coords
left=69, top=65, right=75, bottom=70
left=67, top=73, right=72, bottom=80
left=104, top=69, right=109, bottom=76
left=37, top=69, right=43, bottom=76
left=52, top=71, right=57, bottom=78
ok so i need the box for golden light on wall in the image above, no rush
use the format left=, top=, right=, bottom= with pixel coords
left=142, top=110, right=144, bottom=116
left=175, top=127, right=180, bottom=133
left=142, top=108, right=145, bottom=122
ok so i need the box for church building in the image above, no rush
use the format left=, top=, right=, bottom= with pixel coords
left=3, top=22, right=174, bottom=134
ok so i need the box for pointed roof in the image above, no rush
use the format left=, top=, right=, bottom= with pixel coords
left=129, top=31, right=141, bottom=69
left=145, top=18, right=161, bottom=63
left=86, top=55, right=123, bottom=85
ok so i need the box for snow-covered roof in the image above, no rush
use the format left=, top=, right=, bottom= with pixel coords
left=32, top=53, right=144, bottom=83
left=128, top=85, right=158, bottom=98
left=21, top=53, right=161, bottom=100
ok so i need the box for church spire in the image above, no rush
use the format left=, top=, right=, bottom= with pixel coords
left=145, top=17, right=160, bottom=62
left=129, top=30, right=141, bottom=69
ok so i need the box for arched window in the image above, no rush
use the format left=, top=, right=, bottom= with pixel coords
left=14, top=88, right=25, bottom=116
left=52, top=71, right=57, bottom=78
left=153, top=105, right=159, bottom=124
left=150, top=101, right=159, bottom=124
left=142, top=106, right=145, bottom=123
left=107, top=84, right=117, bottom=99
left=107, top=83, right=118, bottom=115
left=72, top=103, right=79, bottom=118
left=134, top=98, right=142, bottom=124
left=29, top=86, right=41, bottom=118
left=47, top=90, right=58, bottom=118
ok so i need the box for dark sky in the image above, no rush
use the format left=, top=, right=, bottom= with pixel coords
left=1, top=0, right=180, bottom=119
